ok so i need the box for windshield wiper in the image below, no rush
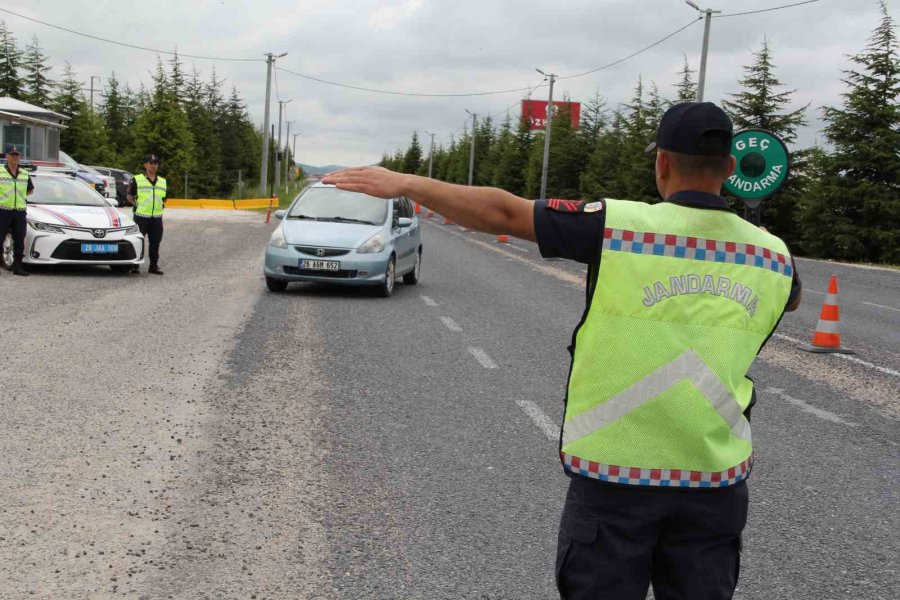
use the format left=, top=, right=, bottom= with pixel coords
left=325, top=216, right=378, bottom=225
left=289, top=214, right=319, bottom=220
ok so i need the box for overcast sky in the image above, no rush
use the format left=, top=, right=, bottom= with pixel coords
left=1, top=0, right=892, bottom=166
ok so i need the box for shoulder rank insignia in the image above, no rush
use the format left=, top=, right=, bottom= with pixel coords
left=547, top=198, right=604, bottom=213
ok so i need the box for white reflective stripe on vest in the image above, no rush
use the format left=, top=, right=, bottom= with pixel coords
left=562, top=349, right=751, bottom=447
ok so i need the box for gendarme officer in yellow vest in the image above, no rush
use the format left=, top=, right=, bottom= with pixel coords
left=323, top=102, right=802, bottom=600
left=127, top=153, right=167, bottom=275
left=0, top=144, right=34, bottom=276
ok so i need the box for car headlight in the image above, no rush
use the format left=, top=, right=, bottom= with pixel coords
left=29, top=221, right=64, bottom=233
left=269, top=226, right=288, bottom=249
left=125, top=225, right=140, bottom=235
left=358, top=233, right=385, bottom=254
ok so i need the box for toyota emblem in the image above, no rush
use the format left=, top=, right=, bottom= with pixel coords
left=93, top=229, right=106, bottom=238
left=316, top=248, right=326, bottom=257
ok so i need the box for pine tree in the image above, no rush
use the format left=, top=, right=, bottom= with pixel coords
left=0, top=20, right=23, bottom=99
left=130, top=59, right=196, bottom=196
left=801, top=1, right=899, bottom=262
left=219, top=87, right=260, bottom=196
left=100, top=72, right=134, bottom=163
left=674, top=54, right=696, bottom=103
left=53, top=63, right=115, bottom=165
left=402, top=131, right=423, bottom=174
left=183, top=68, right=221, bottom=197
left=578, top=90, right=608, bottom=159
left=581, top=109, right=627, bottom=199
left=723, top=39, right=809, bottom=245
left=22, top=35, right=53, bottom=107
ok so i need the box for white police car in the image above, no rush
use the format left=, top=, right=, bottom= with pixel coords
left=1, top=170, right=144, bottom=272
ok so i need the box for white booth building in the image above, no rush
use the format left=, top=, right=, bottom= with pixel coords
left=0, top=97, right=69, bottom=163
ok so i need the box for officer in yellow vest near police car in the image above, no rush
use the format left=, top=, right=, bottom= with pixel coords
left=127, top=153, right=167, bottom=275
left=323, top=102, right=802, bottom=600
left=0, top=144, right=34, bottom=276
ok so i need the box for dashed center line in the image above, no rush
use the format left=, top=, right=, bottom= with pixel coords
left=468, top=347, right=498, bottom=369
left=419, top=295, right=438, bottom=307
left=516, top=400, right=559, bottom=441
left=440, top=316, right=463, bottom=332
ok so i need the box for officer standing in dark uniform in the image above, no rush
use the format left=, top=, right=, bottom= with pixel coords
left=127, top=153, right=167, bottom=275
left=0, top=144, right=34, bottom=276
left=324, top=102, right=802, bottom=600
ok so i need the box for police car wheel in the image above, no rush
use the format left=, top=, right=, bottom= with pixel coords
left=1, top=233, right=13, bottom=270
left=402, top=249, right=421, bottom=285
left=266, top=276, right=288, bottom=292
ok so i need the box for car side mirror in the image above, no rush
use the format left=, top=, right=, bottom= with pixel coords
left=398, top=217, right=413, bottom=228
left=274, top=210, right=286, bottom=220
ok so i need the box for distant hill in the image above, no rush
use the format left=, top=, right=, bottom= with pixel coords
left=296, top=163, right=346, bottom=176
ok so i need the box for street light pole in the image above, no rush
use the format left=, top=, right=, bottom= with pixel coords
left=536, top=68, right=556, bottom=202
left=685, top=1, right=721, bottom=102
left=424, top=130, right=435, bottom=178
left=261, top=52, right=286, bottom=194
left=465, top=111, right=477, bottom=186
left=275, top=100, right=291, bottom=189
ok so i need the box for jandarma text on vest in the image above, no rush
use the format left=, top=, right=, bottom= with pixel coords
left=642, top=274, right=760, bottom=316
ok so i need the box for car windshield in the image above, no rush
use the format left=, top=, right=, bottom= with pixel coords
left=288, top=187, right=387, bottom=225
left=29, top=176, right=109, bottom=207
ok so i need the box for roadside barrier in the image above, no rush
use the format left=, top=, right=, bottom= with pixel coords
left=166, top=198, right=273, bottom=210
left=799, top=275, right=853, bottom=354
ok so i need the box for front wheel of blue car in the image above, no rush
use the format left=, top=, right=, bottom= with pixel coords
left=376, top=256, right=396, bottom=298
left=266, top=276, right=288, bottom=292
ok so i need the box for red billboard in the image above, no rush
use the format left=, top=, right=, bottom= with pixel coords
left=521, top=100, right=581, bottom=131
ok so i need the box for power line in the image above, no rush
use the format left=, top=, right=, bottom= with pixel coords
left=559, top=18, right=701, bottom=80
left=0, top=7, right=261, bottom=62
left=275, top=66, right=542, bottom=98
left=714, top=0, right=822, bottom=19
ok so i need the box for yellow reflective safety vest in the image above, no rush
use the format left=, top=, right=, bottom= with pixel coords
left=561, top=198, right=793, bottom=488
left=134, top=174, right=167, bottom=217
left=0, top=166, right=30, bottom=210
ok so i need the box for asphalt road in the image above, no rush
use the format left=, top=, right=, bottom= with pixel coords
left=0, top=209, right=897, bottom=599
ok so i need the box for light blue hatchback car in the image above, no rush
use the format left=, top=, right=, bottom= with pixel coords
left=264, top=183, right=422, bottom=296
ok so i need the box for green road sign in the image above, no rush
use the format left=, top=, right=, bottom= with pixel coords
left=724, top=129, right=790, bottom=200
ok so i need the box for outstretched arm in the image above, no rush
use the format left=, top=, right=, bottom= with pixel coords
left=322, top=166, right=536, bottom=242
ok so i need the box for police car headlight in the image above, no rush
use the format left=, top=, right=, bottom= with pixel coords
left=30, top=221, right=64, bottom=234
left=357, top=233, right=385, bottom=254
left=269, top=226, right=288, bottom=249
left=124, top=225, right=140, bottom=235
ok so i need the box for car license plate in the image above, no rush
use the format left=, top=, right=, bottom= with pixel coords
left=299, top=259, right=339, bottom=271
left=81, top=243, right=118, bottom=253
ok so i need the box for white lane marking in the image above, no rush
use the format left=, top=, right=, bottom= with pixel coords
left=440, top=316, right=463, bottom=332
left=863, top=301, right=900, bottom=313
left=806, top=289, right=826, bottom=295
left=764, top=387, right=860, bottom=427
left=419, top=295, right=438, bottom=307
left=424, top=220, right=583, bottom=285
left=468, top=346, right=498, bottom=369
left=772, top=333, right=900, bottom=378
left=506, top=244, right=529, bottom=253
left=516, top=400, right=559, bottom=441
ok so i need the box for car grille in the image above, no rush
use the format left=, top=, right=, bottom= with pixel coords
left=293, top=246, right=350, bottom=257
left=50, top=240, right=137, bottom=261
left=283, top=266, right=358, bottom=279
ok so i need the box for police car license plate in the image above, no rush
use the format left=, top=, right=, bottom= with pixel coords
left=299, top=259, right=339, bottom=271
left=81, top=243, right=118, bottom=253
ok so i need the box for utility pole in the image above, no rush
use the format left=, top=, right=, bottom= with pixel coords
left=424, top=130, right=435, bottom=178
left=260, top=52, right=286, bottom=195
left=285, top=120, right=295, bottom=182
left=465, top=110, right=477, bottom=186
left=89, top=76, right=100, bottom=112
left=292, top=133, right=300, bottom=182
left=685, top=1, right=720, bottom=102
left=536, top=68, right=556, bottom=202
left=184, top=173, right=188, bottom=199
left=275, top=99, right=291, bottom=189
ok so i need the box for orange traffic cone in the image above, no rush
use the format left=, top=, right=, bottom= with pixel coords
left=496, top=234, right=509, bottom=243
left=799, top=275, right=853, bottom=354
left=426, top=210, right=434, bottom=218
left=415, top=202, right=422, bottom=214
left=443, top=216, right=453, bottom=225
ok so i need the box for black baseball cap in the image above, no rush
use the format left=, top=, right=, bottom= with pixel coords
left=144, top=153, right=161, bottom=163
left=645, top=102, right=733, bottom=157
left=5, top=144, right=21, bottom=155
